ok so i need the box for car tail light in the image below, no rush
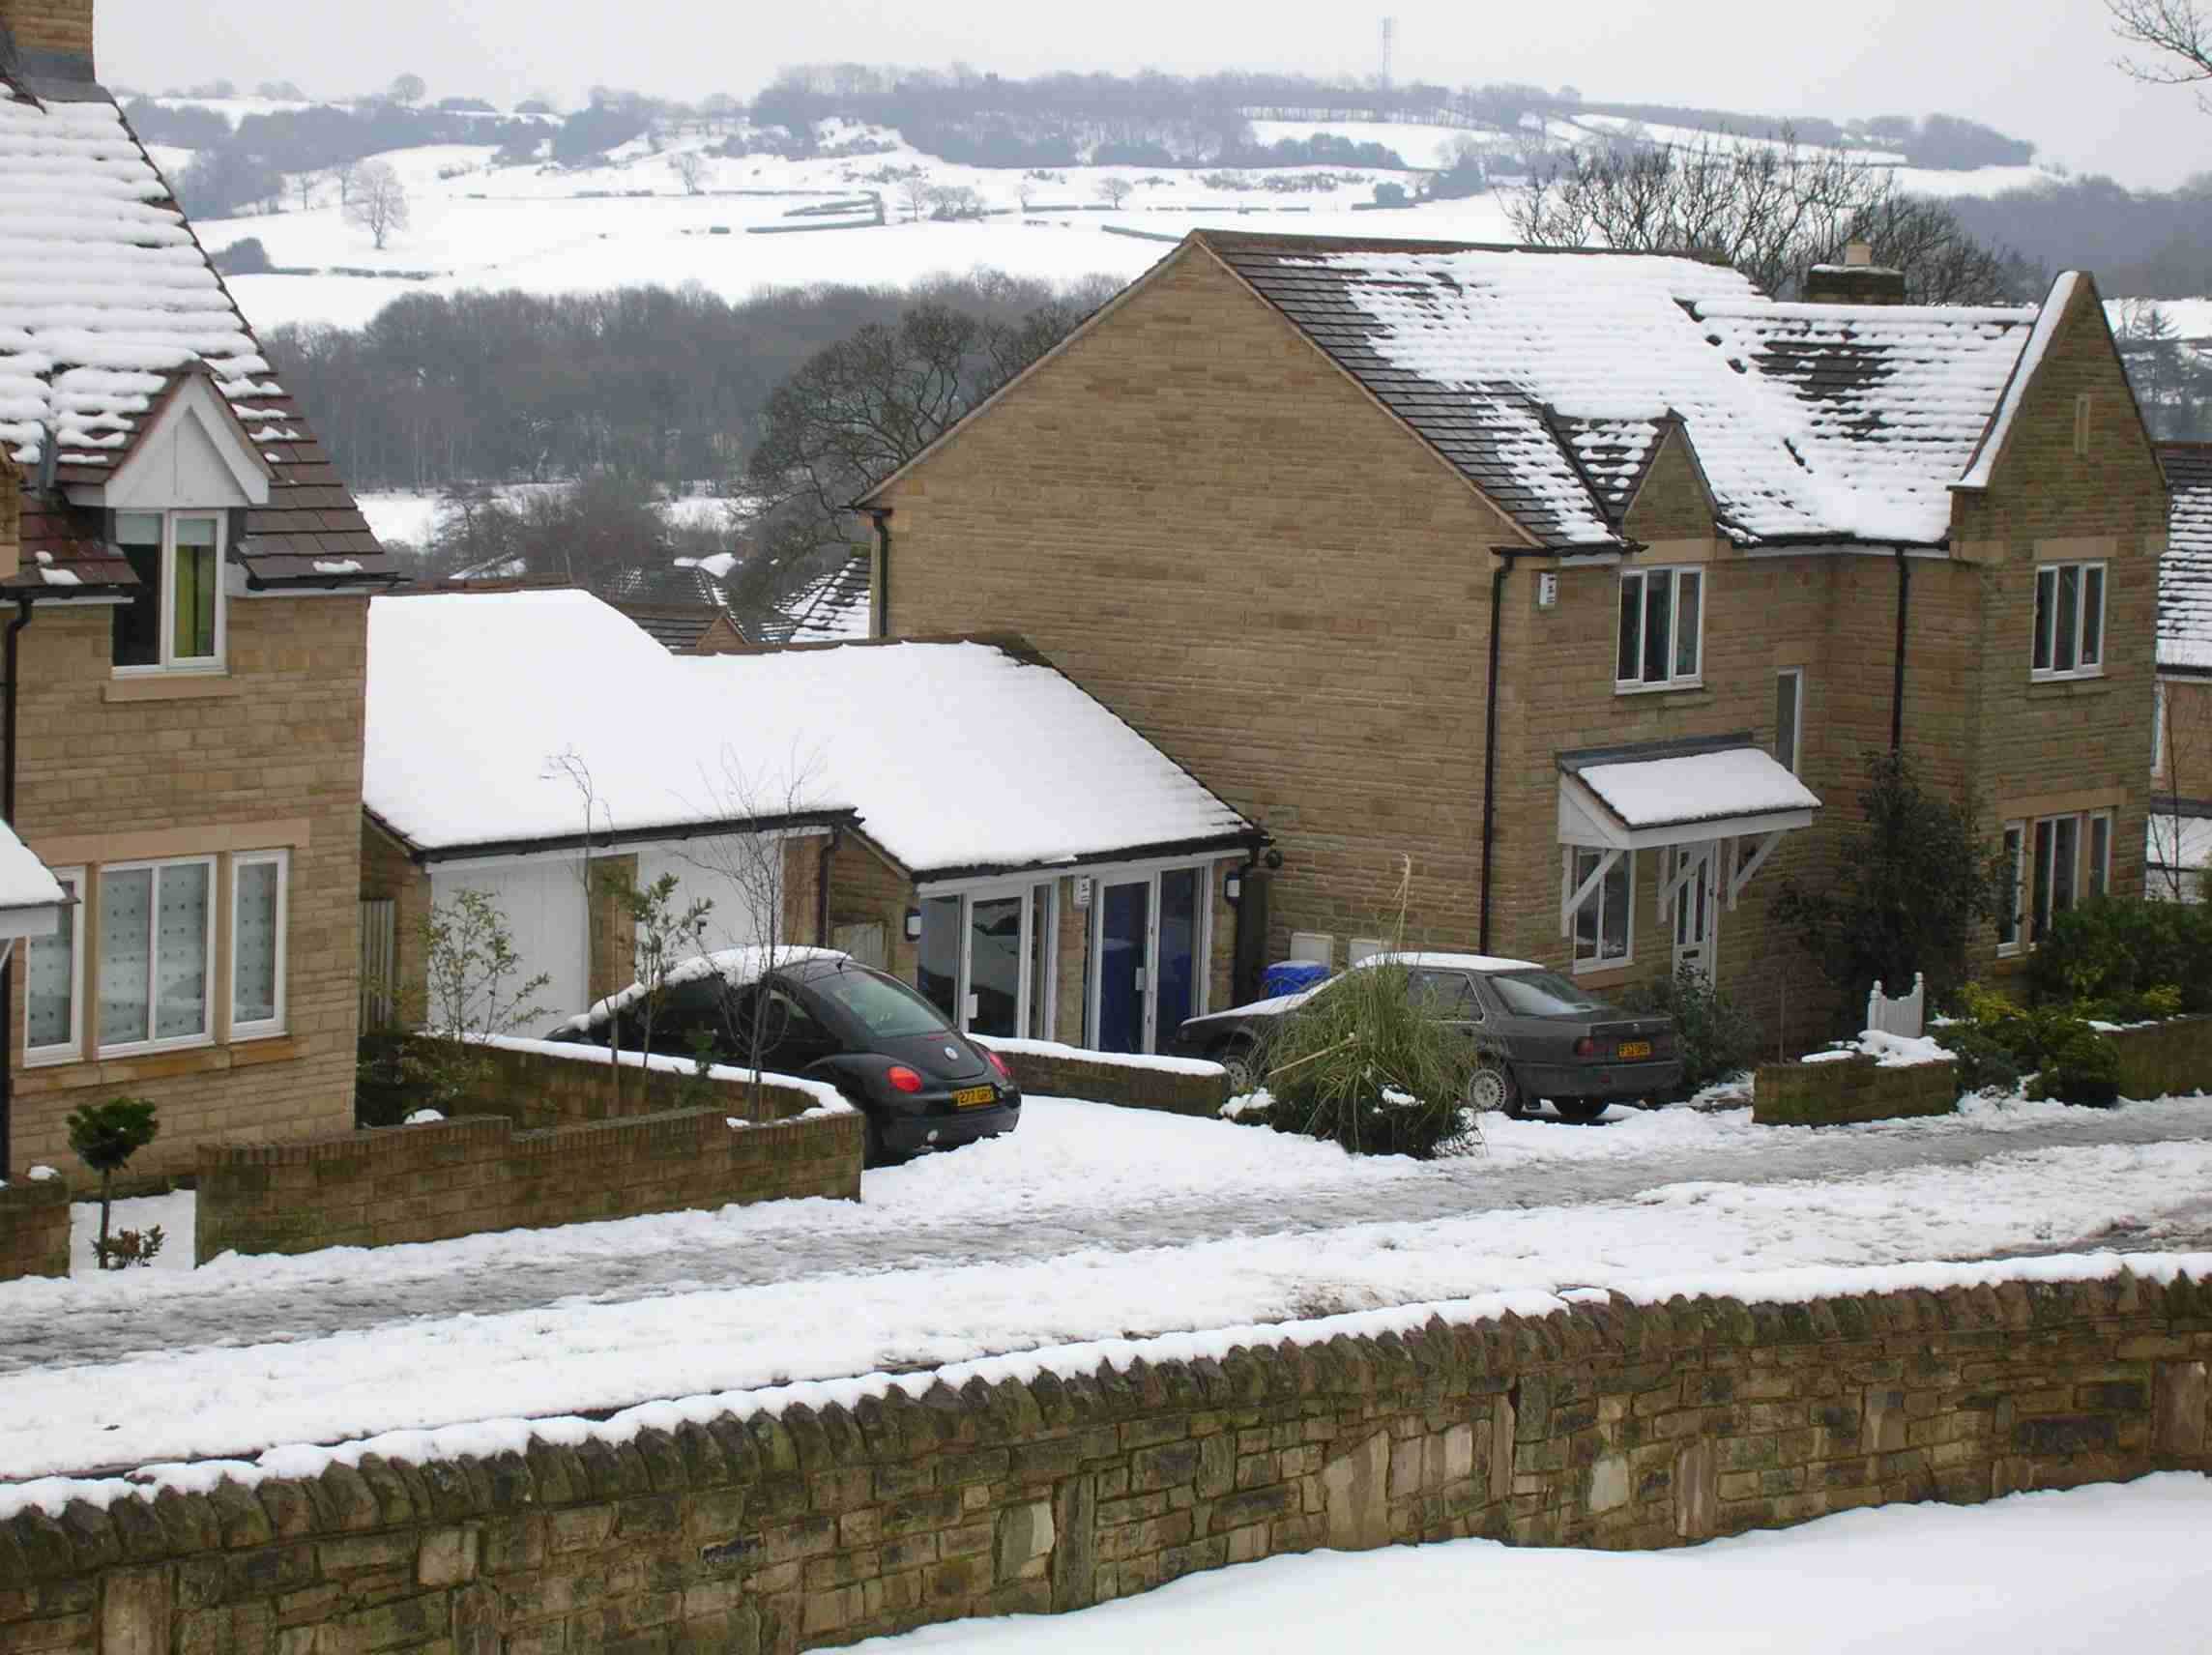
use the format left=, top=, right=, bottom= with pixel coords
left=1573, top=1036, right=1600, bottom=1058
left=982, top=1047, right=1013, bottom=1082
left=887, top=1065, right=924, bottom=1094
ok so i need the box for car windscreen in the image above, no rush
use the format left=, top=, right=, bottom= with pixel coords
left=1486, top=969, right=1608, bottom=1017
left=807, top=965, right=954, bottom=1039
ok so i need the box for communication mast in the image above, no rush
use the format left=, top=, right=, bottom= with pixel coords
left=1380, top=16, right=1396, bottom=84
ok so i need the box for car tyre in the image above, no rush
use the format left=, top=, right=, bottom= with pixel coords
left=1219, top=1038, right=1261, bottom=1096
left=1551, top=1097, right=1610, bottom=1124
left=1467, top=1059, right=1522, bottom=1118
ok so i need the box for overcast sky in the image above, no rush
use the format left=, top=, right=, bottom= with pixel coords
left=101, top=0, right=2207, bottom=189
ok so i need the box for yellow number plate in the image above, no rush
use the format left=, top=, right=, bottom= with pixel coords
left=1615, top=1040, right=1652, bottom=1060
left=951, top=1085, right=997, bottom=1108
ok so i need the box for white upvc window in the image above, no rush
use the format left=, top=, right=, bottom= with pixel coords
left=2031, top=562, right=2105, bottom=681
left=1615, top=566, right=1703, bottom=690
left=22, top=867, right=84, bottom=1064
left=112, top=508, right=226, bottom=673
left=1774, top=667, right=1804, bottom=774
left=96, top=855, right=217, bottom=1055
left=2025, top=809, right=2113, bottom=945
left=1997, top=824, right=2024, bottom=956
left=1566, top=847, right=1634, bottom=971
left=231, top=849, right=289, bottom=1038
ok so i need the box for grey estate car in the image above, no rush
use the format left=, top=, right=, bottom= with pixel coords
left=1168, top=951, right=1682, bottom=1121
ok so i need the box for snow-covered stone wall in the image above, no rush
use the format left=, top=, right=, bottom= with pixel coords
left=0, top=1174, right=68, bottom=1284
left=1754, top=1052, right=1960, bottom=1126
left=5, top=1262, right=2206, bottom=1650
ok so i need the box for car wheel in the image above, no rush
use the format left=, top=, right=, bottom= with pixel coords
left=1219, top=1038, right=1261, bottom=1095
left=1551, top=1097, right=1610, bottom=1124
left=1467, top=1060, right=1522, bottom=1118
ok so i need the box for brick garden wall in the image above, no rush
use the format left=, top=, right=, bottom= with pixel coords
left=976, top=1037, right=1229, bottom=1117
left=0, top=1176, right=68, bottom=1283
left=2108, top=1015, right=2212, bottom=1101
left=5, top=1264, right=2207, bottom=1652
left=1753, top=1056, right=1960, bottom=1126
left=452, top=1037, right=831, bottom=1129
left=194, top=1106, right=861, bottom=1263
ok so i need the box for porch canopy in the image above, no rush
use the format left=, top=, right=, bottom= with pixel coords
left=1556, top=733, right=1820, bottom=930
left=0, top=815, right=71, bottom=957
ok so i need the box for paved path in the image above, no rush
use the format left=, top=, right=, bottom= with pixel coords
left=11, top=1099, right=2209, bottom=1378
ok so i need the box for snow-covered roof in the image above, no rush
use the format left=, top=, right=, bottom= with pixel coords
left=756, top=550, right=872, bottom=646
left=1204, top=232, right=2058, bottom=550
left=1360, top=950, right=1540, bottom=974
left=1562, top=738, right=1821, bottom=836
left=2160, top=445, right=2212, bottom=672
left=366, top=590, right=1254, bottom=875
left=0, top=814, right=67, bottom=920
left=0, top=88, right=393, bottom=590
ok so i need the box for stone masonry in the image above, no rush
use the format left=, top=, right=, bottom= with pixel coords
left=2, top=1267, right=2205, bottom=1651
left=1753, top=1055, right=1960, bottom=1127
left=193, top=1105, right=862, bottom=1263
left=0, top=1174, right=68, bottom=1282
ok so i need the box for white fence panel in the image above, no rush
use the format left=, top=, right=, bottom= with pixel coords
left=1866, top=973, right=1926, bottom=1039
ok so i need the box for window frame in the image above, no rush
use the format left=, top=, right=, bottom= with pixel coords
left=1565, top=846, right=1636, bottom=973
left=229, top=848, right=290, bottom=1040
left=2022, top=808, right=2115, bottom=948
left=21, top=865, right=85, bottom=1066
left=1774, top=667, right=1804, bottom=774
left=111, top=508, right=228, bottom=676
left=2030, top=560, right=2106, bottom=682
left=95, top=853, right=218, bottom=1058
left=1996, top=824, right=2024, bottom=956
left=1615, top=566, right=1704, bottom=692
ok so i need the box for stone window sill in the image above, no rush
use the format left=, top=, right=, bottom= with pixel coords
left=102, top=674, right=240, bottom=704
left=14, top=1033, right=304, bottom=1092
left=2023, top=677, right=2110, bottom=701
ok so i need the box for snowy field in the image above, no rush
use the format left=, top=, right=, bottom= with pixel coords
left=160, top=113, right=2065, bottom=336
left=354, top=486, right=736, bottom=548
left=854, top=1474, right=2212, bottom=1655
left=6, top=1089, right=2210, bottom=1481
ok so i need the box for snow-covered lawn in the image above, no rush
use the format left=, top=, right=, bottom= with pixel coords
left=5, top=1087, right=2208, bottom=1479
left=854, top=1474, right=2212, bottom=1655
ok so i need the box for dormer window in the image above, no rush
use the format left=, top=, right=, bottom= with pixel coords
left=113, top=509, right=224, bottom=671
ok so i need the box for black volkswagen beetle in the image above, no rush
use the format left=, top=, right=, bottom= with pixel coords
left=1169, top=950, right=1681, bottom=1121
left=548, top=946, right=1020, bottom=1164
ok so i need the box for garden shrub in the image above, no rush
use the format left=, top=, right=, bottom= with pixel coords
left=66, top=1096, right=162, bottom=1269
left=2024, top=897, right=2212, bottom=1017
left=1618, top=965, right=1761, bottom=1096
left=1950, top=983, right=2120, bottom=1106
left=1936, top=1021, right=2023, bottom=1096
left=1247, top=957, right=1489, bottom=1158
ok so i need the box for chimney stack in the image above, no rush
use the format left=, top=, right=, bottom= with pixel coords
left=0, top=0, right=95, bottom=85
left=1804, top=240, right=1907, bottom=305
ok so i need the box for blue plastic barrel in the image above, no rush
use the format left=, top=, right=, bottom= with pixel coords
left=1261, top=961, right=1331, bottom=1000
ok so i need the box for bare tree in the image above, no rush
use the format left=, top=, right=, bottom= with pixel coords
left=670, top=151, right=707, bottom=194
left=1506, top=130, right=2026, bottom=303
left=1096, top=175, right=1134, bottom=208
left=1016, top=179, right=1035, bottom=212
left=925, top=183, right=985, bottom=219
left=680, top=754, right=824, bottom=1120
left=390, top=71, right=427, bottom=108
left=332, top=157, right=361, bottom=206
left=2110, top=0, right=2212, bottom=110
left=899, top=168, right=933, bottom=222
left=346, top=160, right=411, bottom=249
left=293, top=169, right=318, bottom=212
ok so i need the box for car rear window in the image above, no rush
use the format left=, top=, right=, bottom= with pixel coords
left=809, top=965, right=953, bottom=1038
left=1486, top=970, right=1606, bottom=1017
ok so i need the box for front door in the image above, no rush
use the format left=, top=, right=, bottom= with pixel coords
left=1672, top=841, right=1719, bottom=979
left=1095, top=879, right=1150, bottom=1053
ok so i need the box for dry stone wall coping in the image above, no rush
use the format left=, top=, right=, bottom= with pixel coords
left=0, top=1255, right=2205, bottom=1650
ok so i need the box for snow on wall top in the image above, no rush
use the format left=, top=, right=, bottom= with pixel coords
left=1575, top=745, right=1820, bottom=830
left=366, top=590, right=1251, bottom=871
left=2159, top=445, right=2212, bottom=671
left=1208, top=234, right=2052, bottom=549
left=0, top=815, right=67, bottom=914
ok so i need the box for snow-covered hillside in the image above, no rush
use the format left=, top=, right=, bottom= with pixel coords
left=156, top=111, right=2063, bottom=337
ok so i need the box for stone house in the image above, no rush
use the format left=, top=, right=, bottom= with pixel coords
left=363, top=590, right=1259, bottom=1053
left=0, top=0, right=397, bottom=1181
left=2151, top=443, right=2212, bottom=897
left=858, top=231, right=2168, bottom=1038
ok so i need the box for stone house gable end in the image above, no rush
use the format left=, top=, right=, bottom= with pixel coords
left=1619, top=422, right=1721, bottom=546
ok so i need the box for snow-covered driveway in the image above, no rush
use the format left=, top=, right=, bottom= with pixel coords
left=1, top=1093, right=2209, bottom=1479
